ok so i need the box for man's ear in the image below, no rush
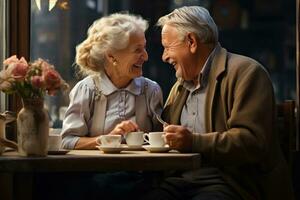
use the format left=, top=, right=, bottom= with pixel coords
left=187, top=33, right=198, bottom=54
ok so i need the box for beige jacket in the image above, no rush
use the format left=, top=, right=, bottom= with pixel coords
left=162, top=44, right=294, bottom=200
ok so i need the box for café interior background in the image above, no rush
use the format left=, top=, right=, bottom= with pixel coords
left=0, top=0, right=296, bottom=128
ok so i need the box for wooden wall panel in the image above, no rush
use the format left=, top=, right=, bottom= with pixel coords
left=8, top=0, right=30, bottom=139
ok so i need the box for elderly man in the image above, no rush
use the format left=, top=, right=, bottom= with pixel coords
left=147, top=6, right=294, bottom=200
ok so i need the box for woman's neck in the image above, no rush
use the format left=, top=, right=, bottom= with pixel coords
left=105, top=69, right=131, bottom=89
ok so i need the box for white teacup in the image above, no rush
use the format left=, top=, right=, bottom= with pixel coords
left=48, top=133, right=62, bottom=151
left=143, top=132, right=166, bottom=147
left=96, top=135, right=122, bottom=147
left=125, top=131, right=145, bottom=147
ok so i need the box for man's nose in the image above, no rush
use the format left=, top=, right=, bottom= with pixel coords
left=162, top=49, right=169, bottom=63
left=142, top=49, right=148, bottom=61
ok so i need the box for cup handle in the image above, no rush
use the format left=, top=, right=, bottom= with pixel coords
left=161, top=134, right=167, bottom=143
left=143, top=133, right=150, bottom=144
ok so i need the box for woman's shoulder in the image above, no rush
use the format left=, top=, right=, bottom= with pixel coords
left=70, top=76, right=96, bottom=95
left=73, top=76, right=95, bottom=89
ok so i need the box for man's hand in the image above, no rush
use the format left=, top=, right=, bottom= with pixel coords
left=109, top=120, right=139, bottom=135
left=164, top=125, right=193, bottom=152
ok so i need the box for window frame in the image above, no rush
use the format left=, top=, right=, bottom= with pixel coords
left=8, top=0, right=30, bottom=112
left=7, top=0, right=30, bottom=138
left=0, top=0, right=8, bottom=112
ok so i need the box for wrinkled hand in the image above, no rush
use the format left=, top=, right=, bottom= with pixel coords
left=164, top=125, right=192, bottom=152
left=109, top=120, right=139, bottom=136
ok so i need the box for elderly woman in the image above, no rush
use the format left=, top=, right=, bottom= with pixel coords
left=36, top=13, right=163, bottom=200
left=61, top=13, right=163, bottom=150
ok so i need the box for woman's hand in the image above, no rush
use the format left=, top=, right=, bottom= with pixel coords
left=109, top=120, right=139, bottom=135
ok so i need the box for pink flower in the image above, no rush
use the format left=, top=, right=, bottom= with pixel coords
left=41, top=60, right=54, bottom=71
left=3, top=56, right=29, bottom=81
left=31, top=76, right=44, bottom=88
left=3, top=55, right=19, bottom=66
left=18, top=57, right=28, bottom=66
left=43, top=68, right=62, bottom=90
left=11, top=62, right=29, bottom=81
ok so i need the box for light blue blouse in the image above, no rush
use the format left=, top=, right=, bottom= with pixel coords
left=61, top=72, right=163, bottom=149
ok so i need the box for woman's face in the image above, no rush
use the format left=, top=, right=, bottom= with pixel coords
left=110, top=30, right=148, bottom=82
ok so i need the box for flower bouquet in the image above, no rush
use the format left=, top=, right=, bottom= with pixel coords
left=0, top=55, right=68, bottom=98
left=0, top=55, right=69, bottom=156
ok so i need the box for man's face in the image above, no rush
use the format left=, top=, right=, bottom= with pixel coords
left=161, top=24, right=195, bottom=81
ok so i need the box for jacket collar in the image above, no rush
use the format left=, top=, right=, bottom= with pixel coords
left=205, top=43, right=228, bottom=131
left=210, top=43, right=227, bottom=81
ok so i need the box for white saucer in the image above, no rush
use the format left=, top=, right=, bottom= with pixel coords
left=125, top=145, right=144, bottom=150
left=142, top=145, right=170, bottom=153
left=96, top=145, right=126, bottom=153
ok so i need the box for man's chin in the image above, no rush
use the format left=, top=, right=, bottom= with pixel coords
left=175, top=72, right=183, bottom=79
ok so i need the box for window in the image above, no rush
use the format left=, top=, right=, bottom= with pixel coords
left=30, top=0, right=107, bottom=127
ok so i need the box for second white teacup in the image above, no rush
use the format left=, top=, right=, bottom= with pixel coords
left=48, top=133, right=62, bottom=151
left=143, top=132, right=166, bottom=147
left=125, top=131, right=144, bottom=147
left=96, top=135, right=122, bottom=147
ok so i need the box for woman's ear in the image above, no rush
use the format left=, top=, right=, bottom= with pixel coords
left=105, top=52, right=115, bottom=64
left=187, top=33, right=197, bottom=54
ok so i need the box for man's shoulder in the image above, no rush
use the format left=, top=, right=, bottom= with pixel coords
left=226, top=52, right=269, bottom=75
left=227, top=52, right=263, bottom=69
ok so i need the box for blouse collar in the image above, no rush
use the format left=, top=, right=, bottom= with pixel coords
left=99, top=72, right=141, bottom=96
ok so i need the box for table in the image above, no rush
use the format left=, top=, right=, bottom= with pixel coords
left=0, top=149, right=201, bottom=200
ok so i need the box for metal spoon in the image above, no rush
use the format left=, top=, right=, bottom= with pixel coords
left=156, top=114, right=168, bottom=126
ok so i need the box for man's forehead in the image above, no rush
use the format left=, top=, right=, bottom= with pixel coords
left=162, top=24, right=177, bottom=35
left=161, top=25, right=179, bottom=42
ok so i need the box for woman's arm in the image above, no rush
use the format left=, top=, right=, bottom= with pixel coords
left=61, top=79, right=93, bottom=149
left=74, top=136, right=99, bottom=149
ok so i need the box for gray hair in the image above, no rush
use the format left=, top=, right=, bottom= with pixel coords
left=157, top=6, right=218, bottom=44
left=75, top=13, right=148, bottom=76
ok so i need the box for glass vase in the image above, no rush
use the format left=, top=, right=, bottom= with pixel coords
left=17, top=98, right=49, bottom=156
